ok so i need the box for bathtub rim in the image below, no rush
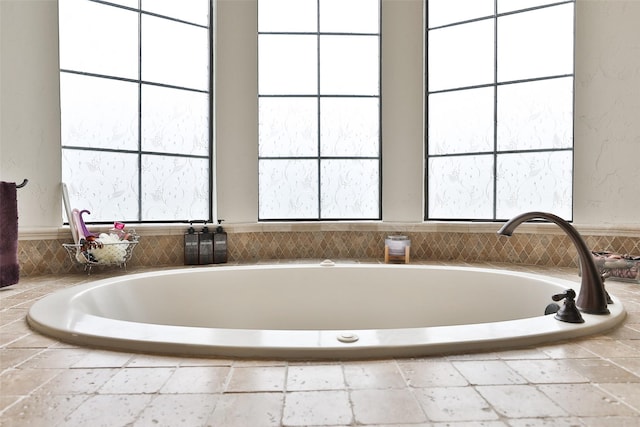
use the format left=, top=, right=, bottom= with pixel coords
left=26, top=263, right=627, bottom=360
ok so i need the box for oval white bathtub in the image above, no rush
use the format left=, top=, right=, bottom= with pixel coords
left=27, top=263, right=625, bottom=359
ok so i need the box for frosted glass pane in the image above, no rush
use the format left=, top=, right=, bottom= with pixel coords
left=497, top=77, right=573, bottom=151
left=141, top=156, right=209, bottom=221
left=320, top=36, right=379, bottom=95
left=321, top=160, right=379, bottom=218
left=141, top=0, right=209, bottom=26
left=59, top=0, right=138, bottom=79
left=259, top=98, right=318, bottom=157
left=320, top=0, right=379, bottom=34
left=62, top=149, right=139, bottom=221
left=428, top=87, right=494, bottom=155
left=497, top=3, right=574, bottom=82
left=141, top=15, right=209, bottom=90
left=259, top=0, right=317, bottom=32
left=259, top=35, right=318, bottom=95
left=428, top=155, right=494, bottom=219
left=428, top=19, right=494, bottom=91
left=259, top=160, right=319, bottom=219
left=496, top=151, right=572, bottom=220
left=498, top=0, right=562, bottom=14
left=61, top=73, right=138, bottom=150
left=141, top=85, right=209, bottom=156
left=320, top=98, right=379, bottom=157
left=428, top=0, right=494, bottom=28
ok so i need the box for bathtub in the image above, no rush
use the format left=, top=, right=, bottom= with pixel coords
left=27, top=263, right=625, bottom=359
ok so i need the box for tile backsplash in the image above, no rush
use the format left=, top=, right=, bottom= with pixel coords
left=16, top=228, right=640, bottom=277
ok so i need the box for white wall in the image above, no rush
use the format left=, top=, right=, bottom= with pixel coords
left=573, top=0, right=640, bottom=225
left=1, top=0, right=639, bottom=230
left=0, top=0, right=61, bottom=229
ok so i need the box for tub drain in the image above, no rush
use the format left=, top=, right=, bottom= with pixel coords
left=337, top=332, right=359, bottom=343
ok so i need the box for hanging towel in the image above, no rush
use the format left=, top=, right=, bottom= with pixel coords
left=0, top=181, right=19, bottom=287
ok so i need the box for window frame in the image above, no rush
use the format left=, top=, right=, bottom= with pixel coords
left=425, top=0, right=575, bottom=222
left=257, top=0, right=383, bottom=221
left=59, top=0, right=214, bottom=224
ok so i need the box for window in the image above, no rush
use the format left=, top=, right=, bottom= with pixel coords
left=258, top=0, right=381, bottom=220
left=59, top=0, right=211, bottom=223
left=426, top=0, right=574, bottom=221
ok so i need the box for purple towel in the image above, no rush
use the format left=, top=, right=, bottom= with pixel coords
left=0, top=181, right=19, bottom=287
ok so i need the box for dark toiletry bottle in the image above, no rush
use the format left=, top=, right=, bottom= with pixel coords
left=184, top=222, right=199, bottom=265
left=213, top=219, right=227, bottom=264
left=199, top=222, right=214, bottom=265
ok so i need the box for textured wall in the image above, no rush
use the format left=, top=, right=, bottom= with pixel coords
left=0, top=1, right=62, bottom=227
left=573, top=0, right=640, bottom=225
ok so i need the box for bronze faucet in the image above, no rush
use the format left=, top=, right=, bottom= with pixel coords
left=497, top=211, right=610, bottom=315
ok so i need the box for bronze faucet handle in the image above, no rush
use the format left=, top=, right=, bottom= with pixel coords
left=552, top=288, right=576, bottom=302
left=551, top=288, right=585, bottom=324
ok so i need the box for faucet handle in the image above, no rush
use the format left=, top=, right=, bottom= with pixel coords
left=552, top=288, right=576, bottom=302
left=551, top=288, right=585, bottom=324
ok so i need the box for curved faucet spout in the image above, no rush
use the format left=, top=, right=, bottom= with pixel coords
left=497, top=211, right=610, bottom=315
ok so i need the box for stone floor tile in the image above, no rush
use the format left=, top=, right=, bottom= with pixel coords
left=135, top=394, right=218, bottom=427
left=287, top=364, right=345, bottom=391
left=609, top=357, right=640, bottom=378
left=160, top=366, right=229, bottom=394
left=538, top=383, right=637, bottom=417
left=71, top=349, right=133, bottom=368
left=539, top=342, right=598, bottom=359
left=63, top=394, right=153, bottom=427
left=0, top=319, right=32, bottom=336
left=569, top=416, right=640, bottom=427
left=231, top=359, right=287, bottom=367
left=605, top=325, right=640, bottom=340
left=578, top=339, right=640, bottom=358
left=597, top=382, right=640, bottom=413
left=497, top=348, right=551, bottom=360
left=343, top=361, right=407, bottom=389
left=0, top=395, right=22, bottom=413
left=507, top=417, right=593, bottom=426
left=0, top=330, right=27, bottom=348
left=206, top=392, right=283, bottom=427
left=283, top=390, right=352, bottom=426
left=505, top=359, right=588, bottom=384
left=0, top=348, right=41, bottom=370
left=225, top=365, right=286, bottom=392
left=126, top=354, right=184, bottom=367
left=446, top=352, right=502, bottom=361
left=570, top=358, right=640, bottom=383
left=350, top=388, right=427, bottom=425
left=0, top=368, right=60, bottom=395
left=6, top=331, right=59, bottom=349
left=452, top=360, right=527, bottom=385
left=0, top=394, right=88, bottom=427
left=414, top=386, right=499, bottom=422
left=98, top=367, right=175, bottom=394
left=476, top=385, right=567, bottom=418
left=35, top=368, right=118, bottom=395
left=16, top=348, right=89, bottom=369
left=397, top=360, right=468, bottom=387
left=431, top=422, right=507, bottom=427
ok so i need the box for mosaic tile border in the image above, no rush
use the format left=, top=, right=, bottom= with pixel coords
left=16, top=230, right=640, bottom=277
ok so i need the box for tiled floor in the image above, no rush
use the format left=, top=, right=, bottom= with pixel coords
left=2, top=262, right=640, bottom=426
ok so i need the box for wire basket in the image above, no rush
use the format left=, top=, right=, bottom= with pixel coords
left=63, top=236, right=139, bottom=273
